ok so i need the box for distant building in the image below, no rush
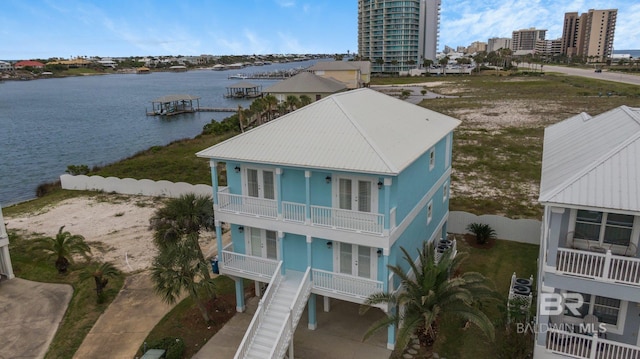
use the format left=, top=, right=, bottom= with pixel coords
left=0, top=61, right=12, bottom=71
left=535, top=39, right=563, bottom=59
left=358, top=0, right=441, bottom=73
left=14, top=60, right=45, bottom=69
left=511, top=28, right=547, bottom=52
left=46, top=58, right=92, bottom=68
left=264, top=71, right=347, bottom=103
left=467, top=41, right=487, bottom=54
left=561, top=9, right=617, bottom=62
left=308, top=61, right=371, bottom=89
left=487, top=37, right=512, bottom=53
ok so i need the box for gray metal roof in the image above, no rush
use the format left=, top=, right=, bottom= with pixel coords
left=151, top=94, right=200, bottom=103
left=227, top=81, right=260, bottom=89
left=264, top=72, right=347, bottom=94
left=539, top=106, right=640, bottom=212
left=197, top=88, right=460, bottom=175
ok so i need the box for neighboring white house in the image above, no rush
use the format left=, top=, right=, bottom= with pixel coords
left=0, top=204, right=15, bottom=280
left=534, top=106, right=640, bottom=358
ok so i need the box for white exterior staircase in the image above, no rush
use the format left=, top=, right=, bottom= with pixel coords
left=235, top=265, right=312, bottom=359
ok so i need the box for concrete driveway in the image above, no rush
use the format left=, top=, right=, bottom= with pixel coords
left=73, top=272, right=176, bottom=359
left=0, top=278, right=73, bottom=359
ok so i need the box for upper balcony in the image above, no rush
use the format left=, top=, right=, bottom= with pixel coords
left=216, top=187, right=394, bottom=237
left=544, top=208, right=640, bottom=289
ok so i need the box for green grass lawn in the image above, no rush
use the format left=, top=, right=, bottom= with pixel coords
left=432, top=236, right=539, bottom=358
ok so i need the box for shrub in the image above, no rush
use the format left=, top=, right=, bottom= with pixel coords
left=466, top=222, right=497, bottom=245
left=35, top=180, right=61, bottom=197
left=66, top=164, right=90, bottom=175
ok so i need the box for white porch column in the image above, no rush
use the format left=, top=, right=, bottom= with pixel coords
left=209, top=160, right=219, bottom=208
left=276, top=167, right=283, bottom=219
left=278, top=231, right=285, bottom=275
left=383, top=177, right=392, bottom=235
left=305, top=171, right=311, bottom=224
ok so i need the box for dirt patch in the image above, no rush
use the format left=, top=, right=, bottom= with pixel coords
left=462, top=233, right=496, bottom=250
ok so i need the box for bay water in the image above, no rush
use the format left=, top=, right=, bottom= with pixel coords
left=0, top=59, right=320, bottom=206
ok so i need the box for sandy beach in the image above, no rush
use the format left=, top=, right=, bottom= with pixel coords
left=4, top=194, right=217, bottom=273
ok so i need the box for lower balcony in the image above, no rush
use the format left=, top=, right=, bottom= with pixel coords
left=555, top=248, right=640, bottom=287
left=217, top=189, right=387, bottom=235
left=219, top=246, right=385, bottom=307
left=545, top=328, right=640, bottom=359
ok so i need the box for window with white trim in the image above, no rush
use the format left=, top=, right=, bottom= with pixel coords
left=573, top=210, right=635, bottom=247
left=443, top=181, right=449, bottom=202
left=563, top=291, right=626, bottom=334
left=429, top=148, right=435, bottom=170
left=427, top=201, right=433, bottom=225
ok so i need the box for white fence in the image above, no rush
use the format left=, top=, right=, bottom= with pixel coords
left=448, top=211, right=541, bottom=245
left=60, top=174, right=213, bottom=198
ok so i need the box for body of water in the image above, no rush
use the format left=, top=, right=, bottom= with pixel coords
left=613, top=49, right=640, bottom=58
left=0, top=60, right=321, bottom=206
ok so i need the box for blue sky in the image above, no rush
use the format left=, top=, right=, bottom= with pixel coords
left=1, top=0, right=638, bottom=59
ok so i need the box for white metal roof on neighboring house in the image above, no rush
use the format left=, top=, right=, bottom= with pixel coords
left=264, top=72, right=347, bottom=94
left=196, top=88, right=460, bottom=175
left=539, top=106, right=640, bottom=212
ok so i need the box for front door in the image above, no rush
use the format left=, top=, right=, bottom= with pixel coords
left=248, top=228, right=277, bottom=260
left=336, top=243, right=376, bottom=279
left=245, top=168, right=275, bottom=200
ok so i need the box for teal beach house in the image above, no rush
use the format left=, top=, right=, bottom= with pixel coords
left=197, top=88, right=460, bottom=358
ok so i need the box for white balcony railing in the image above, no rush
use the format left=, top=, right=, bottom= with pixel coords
left=546, top=328, right=640, bottom=359
left=556, top=248, right=640, bottom=286
left=217, top=190, right=388, bottom=235
left=312, top=268, right=383, bottom=300
left=310, top=205, right=384, bottom=234
left=282, top=201, right=305, bottom=223
left=221, top=250, right=279, bottom=280
left=218, top=190, right=277, bottom=218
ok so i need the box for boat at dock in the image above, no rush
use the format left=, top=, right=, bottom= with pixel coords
left=228, top=73, right=248, bottom=79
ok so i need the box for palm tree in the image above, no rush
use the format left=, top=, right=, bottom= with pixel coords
left=438, top=56, right=449, bottom=75
left=151, top=239, right=217, bottom=322
left=81, top=262, right=120, bottom=301
left=361, top=241, right=499, bottom=351
left=299, top=94, right=312, bottom=107
left=263, top=94, right=278, bottom=122
left=249, top=97, right=266, bottom=125
left=285, top=95, right=301, bottom=113
left=149, top=193, right=214, bottom=279
left=32, top=226, right=91, bottom=273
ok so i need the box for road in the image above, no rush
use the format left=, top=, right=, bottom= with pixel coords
left=521, top=63, right=640, bottom=86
